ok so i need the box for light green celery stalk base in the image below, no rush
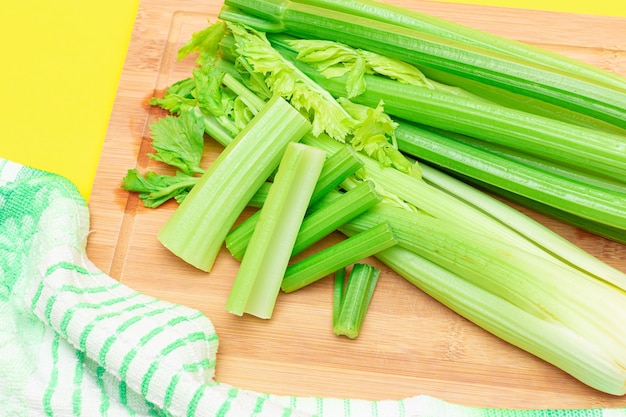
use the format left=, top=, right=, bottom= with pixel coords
left=226, top=142, right=326, bottom=318
left=3, top=159, right=626, bottom=414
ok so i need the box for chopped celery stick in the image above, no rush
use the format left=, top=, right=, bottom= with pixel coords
left=308, top=146, right=364, bottom=207
left=158, top=95, right=310, bottom=272
left=228, top=179, right=380, bottom=260
left=281, top=222, right=396, bottom=293
left=290, top=180, right=381, bottom=256
left=247, top=182, right=272, bottom=208
left=334, top=263, right=380, bottom=339
left=226, top=142, right=326, bottom=318
left=225, top=145, right=364, bottom=259
left=332, top=267, right=346, bottom=329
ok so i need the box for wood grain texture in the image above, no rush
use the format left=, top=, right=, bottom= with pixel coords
left=86, top=0, right=626, bottom=409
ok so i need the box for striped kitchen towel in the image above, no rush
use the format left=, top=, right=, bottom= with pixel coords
left=1, top=157, right=623, bottom=416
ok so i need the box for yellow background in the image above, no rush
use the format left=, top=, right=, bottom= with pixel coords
left=1, top=1, right=624, bottom=201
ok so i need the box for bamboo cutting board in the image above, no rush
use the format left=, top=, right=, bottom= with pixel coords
left=86, top=0, right=626, bottom=410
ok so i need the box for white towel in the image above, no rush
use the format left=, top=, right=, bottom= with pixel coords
left=1, top=157, right=623, bottom=416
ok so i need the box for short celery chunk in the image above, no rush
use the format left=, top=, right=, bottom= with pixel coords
left=226, top=142, right=326, bottom=318
left=333, top=263, right=380, bottom=339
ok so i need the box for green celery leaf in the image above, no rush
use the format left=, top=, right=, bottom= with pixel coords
left=227, top=22, right=355, bottom=141
left=148, top=108, right=206, bottom=175
left=194, top=67, right=230, bottom=117
left=359, top=49, right=434, bottom=88
left=339, top=98, right=412, bottom=173
left=150, top=78, right=197, bottom=114
left=177, top=20, right=226, bottom=67
left=121, top=169, right=198, bottom=208
left=288, top=38, right=433, bottom=96
left=287, top=39, right=367, bottom=98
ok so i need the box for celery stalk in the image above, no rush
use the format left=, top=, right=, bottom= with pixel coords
left=225, top=145, right=364, bottom=259
left=333, top=263, right=380, bottom=339
left=281, top=222, right=396, bottom=293
left=157, top=95, right=311, bottom=271
left=226, top=142, right=326, bottom=318
left=332, top=267, right=346, bottom=328
left=374, top=245, right=626, bottom=396
left=272, top=0, right=626, bottom=94
left=340, top=204, right=626, bottom=395
left=227, top=180, right=380, bottom=260
left=393, top=121, right=626, bottom=230
left=269, top=37, right=626, bottom=181
left=220, top=0, right=626, bottom=130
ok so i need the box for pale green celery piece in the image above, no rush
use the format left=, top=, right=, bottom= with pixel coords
left=157, top=95, right=311, bottom=272
left=340, top=205, right=626, bottom=395
left=416, top=162, right=626, bottom=291
left=332, top=267, right=346, bottom=329
left=334, top=263, right=380, bottom=339
left=226, top=146, right=366, bottom=260
left=281, top=222, right=396, bottom=293
left=373, top=245, right=626, bottom=396
left=226, top=142, right=326, bottom=318
left=302, top=132, right=626, bottom=291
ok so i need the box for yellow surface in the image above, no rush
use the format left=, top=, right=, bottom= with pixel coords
left=0, top=1, right=139, bottom=200
left=438, top=0, right=626, bottom=17
left=0, top=1, right=624, bottom=201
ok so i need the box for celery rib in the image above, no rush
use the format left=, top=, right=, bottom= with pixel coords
left=333, top=263, right=380, bottom=339
left=157, top=95, right=311, bottom=271
left=373, top=245, right=626, bottom=396
left=394, top=121, right=626, bottom=230
left=288, top=0, right=626, bottom=94
left=281, top=222, right=397, bottom=293
left=221, top=0, right=626, bottom=130
left=225, top=145, right=364, bottom=260
left=226, top=142, right=326, bottom=318
left=271, top=39, right=626, bottom=180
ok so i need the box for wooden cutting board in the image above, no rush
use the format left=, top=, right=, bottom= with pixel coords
left=86, top=0, right=626, bottom=410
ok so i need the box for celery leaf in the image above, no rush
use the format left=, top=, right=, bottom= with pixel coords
left=227, top=22, right=355, bottom=141
left=121, top=169, right=198, bottom=208
left=148, top=109, right=206, bottom=175
left=177, top=20, right=226, bottom=68
left=339, top=98, right=412, bottom=173
left=288, top=39, right=367, bottom=98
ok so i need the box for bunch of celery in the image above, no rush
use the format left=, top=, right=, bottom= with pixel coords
left=219, top=0, right=626, bottom=242
left=124, top=0, right=626, bottom=395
